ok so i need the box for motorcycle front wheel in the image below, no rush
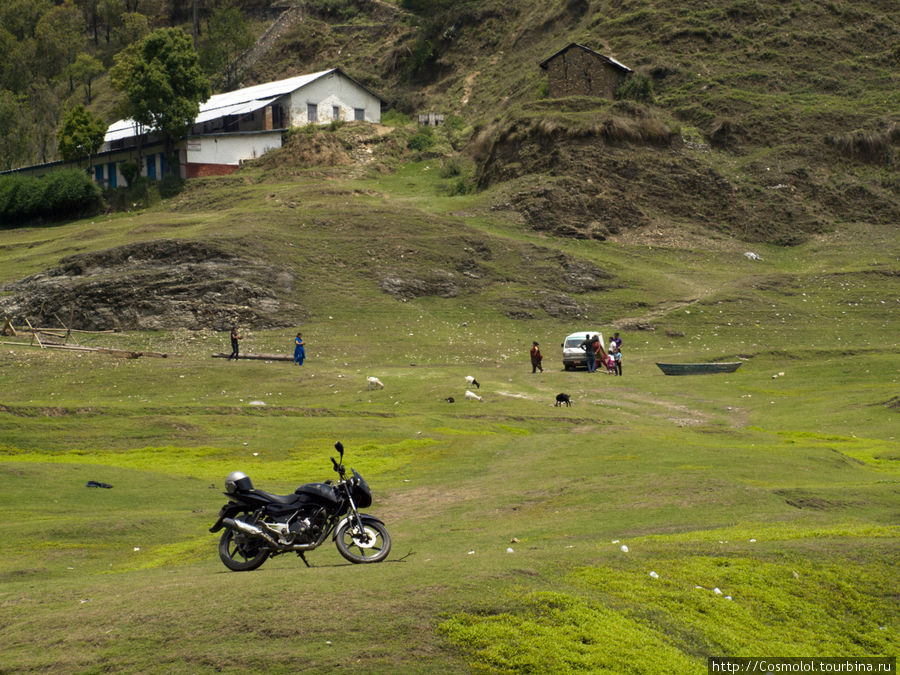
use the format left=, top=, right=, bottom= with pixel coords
left=218, top=528, right=269, bottom=571
left=335, top=520, right=391, bottom=563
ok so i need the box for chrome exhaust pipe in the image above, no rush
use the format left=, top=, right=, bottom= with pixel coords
left=222, top=518, right=322, bottom=551
left=222, top=517, right=280, bottom=548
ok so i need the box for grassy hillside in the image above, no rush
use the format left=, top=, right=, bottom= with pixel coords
left=1, top=148, right=898, bottom=670
left=238, top=0, right=899, bottom=243
left=1, top=0, right=898, bottom=671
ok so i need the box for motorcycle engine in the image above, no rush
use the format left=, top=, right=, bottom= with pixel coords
left=269, top=506, right=327, bottom=545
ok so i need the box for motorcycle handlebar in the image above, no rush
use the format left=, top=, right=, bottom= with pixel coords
left=331, top=457, right=345, bottom=477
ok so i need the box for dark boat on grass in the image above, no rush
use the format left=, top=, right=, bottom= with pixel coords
left=656, top=362, right=743, bottom=375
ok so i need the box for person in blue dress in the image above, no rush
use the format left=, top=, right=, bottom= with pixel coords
left=294, top=332, right=305, bottom=365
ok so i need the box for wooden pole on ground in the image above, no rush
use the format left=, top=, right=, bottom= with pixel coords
left=211, top=352, right=294, bottom=362
left=1, top=316, right=15, bottom=337
left=0, top=340, right=167, bottom=358
left=53, top=313, right=71, bottom=344
left=24, top=318, right=42, bottom=348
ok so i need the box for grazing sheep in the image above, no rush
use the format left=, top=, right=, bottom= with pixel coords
left=464, top=390, right=483, bottom=401
left=465, top=375, right=480, bottom=389
left=366, top=376, right=385, bottom=390
left=555, top=393, right=571, bottom=407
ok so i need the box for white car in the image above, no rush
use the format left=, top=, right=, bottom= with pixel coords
left=561, top=331, right=604, bottom=371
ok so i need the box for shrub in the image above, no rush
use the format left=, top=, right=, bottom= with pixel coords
left=103, top=177, right=156, bottom=212
left=381, top=110, right=412, bottom=127
left=826, top=125, right=897, bottom=164
left=447, top=177, right=473, bottom=195
left=120, top=161, right=140, bottom=186
left=407, top=126, right=435, bottom=151
left=444, top=114, right=465, bottom=131
left=0, top=170, right=101, bottom=227
left=42, top=170, right=101, bottom=215
left=439, top=159, right=462, bottom=178
left=308, top=0, right=359, bottom=20
left=616, top=73, right=655, bottom=103
left=158, top=173, right=185, bottom=198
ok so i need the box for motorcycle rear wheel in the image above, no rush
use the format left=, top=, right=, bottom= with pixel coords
left=335, top=520, right=391, bottom=563
left=218, top=528, right=269, bottom=571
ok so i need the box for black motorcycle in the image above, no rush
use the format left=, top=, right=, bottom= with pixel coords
left=209, top=442, right=391, bottom=571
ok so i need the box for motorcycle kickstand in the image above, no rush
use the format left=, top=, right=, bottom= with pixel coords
left=297, top=551, right=310, bottom=568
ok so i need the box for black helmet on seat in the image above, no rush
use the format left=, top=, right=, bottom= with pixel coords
left=225, top=471, right=253, bottom=494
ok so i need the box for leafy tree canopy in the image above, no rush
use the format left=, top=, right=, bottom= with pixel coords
left=70, top=53, right=105, bottom=103
left=111, top=27, right=210, bottom=147
left=57, top=104, right=106, bottom=162
left=0, top=90, right=31, bottom=170
left=199, top=4, right=253, bottom=89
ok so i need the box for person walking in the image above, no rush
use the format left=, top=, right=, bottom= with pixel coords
left=294, top=332, right=306, bottom=365
left=227, top=326, right=241, bottom=360
left=581, top=334, right=597, bottom=372
left=530, top=341, right=543, bottom=373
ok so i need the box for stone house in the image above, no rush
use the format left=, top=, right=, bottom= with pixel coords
left=539, top=43, right=632, bottom=99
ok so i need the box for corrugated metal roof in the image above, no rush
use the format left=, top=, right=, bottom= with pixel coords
left=195, top=97, right=279, bottom=125
left=104, top=119, right=143, bottom=143
left=104, top=68, right=338, bottom=143
left=202, top=69, right=334, bottom=112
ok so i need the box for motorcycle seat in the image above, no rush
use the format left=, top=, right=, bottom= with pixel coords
left=249, top=489, right=302, bottom=505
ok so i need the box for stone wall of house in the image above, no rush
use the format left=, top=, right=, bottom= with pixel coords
left=545, top=50, right=626, bottom=99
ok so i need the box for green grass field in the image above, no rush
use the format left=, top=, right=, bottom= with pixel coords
left=1, top=161, right=897, bottom=672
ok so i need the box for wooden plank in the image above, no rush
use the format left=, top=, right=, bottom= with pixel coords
left=211, top=352, right=294, bottom=362
left=0, top=341, right=167, bottom=358
left=15, top=325, right=117, bottom=335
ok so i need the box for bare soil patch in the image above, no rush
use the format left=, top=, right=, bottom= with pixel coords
left=0, top=240, right=302, bottom=331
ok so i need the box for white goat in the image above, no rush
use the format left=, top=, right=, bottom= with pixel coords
left=464, top=390, right=483, bottom=401
left=366, top=376, right=385, bottom=390
left=465, top=375, right=480, bottom=389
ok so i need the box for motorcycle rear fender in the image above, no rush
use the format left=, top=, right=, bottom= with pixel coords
left=332, top=514, right=385, bottom=540
left=209, top=502, right=245, bottom=533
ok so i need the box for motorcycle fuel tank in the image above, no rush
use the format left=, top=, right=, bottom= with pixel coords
left=294, top=482, right=340, bottom=505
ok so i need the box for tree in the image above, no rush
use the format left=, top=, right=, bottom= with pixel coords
left=111, top=27, right=210, bottom=175
left=0, top=0, right=53, bottom=41
left=99, top=0, right=125, bottom=44
left=74, top=0, right=101, bottom=45
left=34, top=1, right=85, bottom=84
left=28, top=80, right=62, bottom=164
left=199, top=3, right=253, bottom=89
left=70, top=53, right=105, bottom=103
left=0, top=90, right=32, bottom=170
left=57, top=104, right=106, bottom=168
left=0, top=26, right=35, bottom=94
left=110, top=11, right=149, bottom=53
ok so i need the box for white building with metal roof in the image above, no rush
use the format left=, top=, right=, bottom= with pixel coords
left=87, top=67, right=383, bottom=185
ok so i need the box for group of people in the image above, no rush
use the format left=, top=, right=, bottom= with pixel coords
left=226, top=327, right=306, bottom=365
left=579, top=332, right=623, bottom=376
left=228, top=327, right=623, bottom=376
left=529, top=332, right=622, bottom=376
